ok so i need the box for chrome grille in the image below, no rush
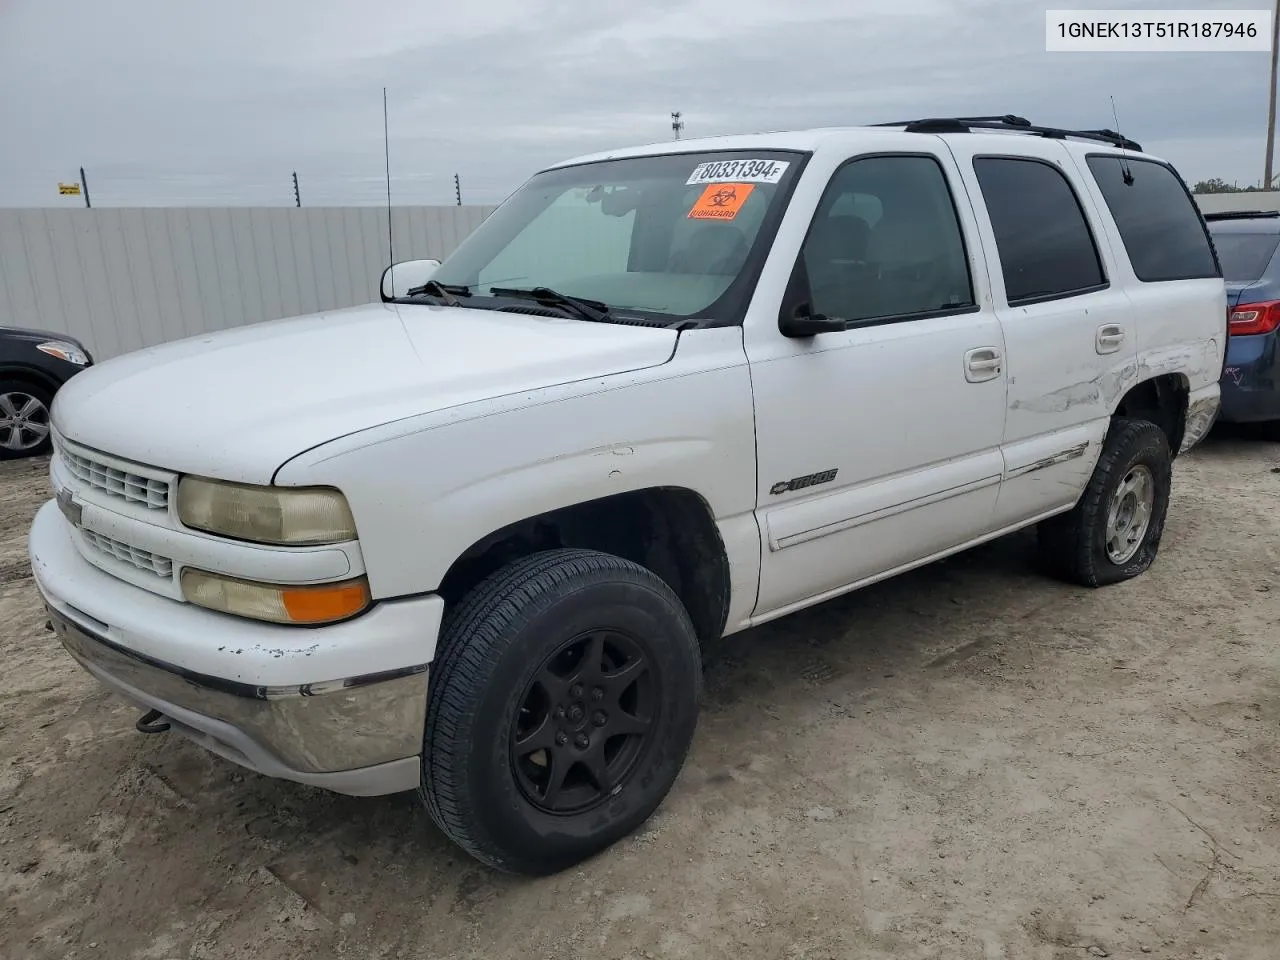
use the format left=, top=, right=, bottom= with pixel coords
left=79, top=529, right=175, bottom=579
left=60, top=447, right=170, bottom=510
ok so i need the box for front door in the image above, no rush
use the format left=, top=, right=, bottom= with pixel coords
left=745, top=145, right=1009, bottom=620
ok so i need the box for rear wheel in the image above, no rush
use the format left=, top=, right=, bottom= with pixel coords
left=420, top=548, right=701, bottom=875
left=0, top=380, right=54, bottom=460
left=1038, top=418, right=1173, bottom=587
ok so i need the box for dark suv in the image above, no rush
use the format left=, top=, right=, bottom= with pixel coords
left=0, top=326, right=94, bottom=460
left=1205, top=210, right=1280, bottom=437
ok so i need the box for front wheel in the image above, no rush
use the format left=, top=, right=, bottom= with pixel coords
left=420, top=548, right=702, bottom=875
left=0, top=380, right=54, bottom=460
left=1037, top=418, right=1173, bottom=587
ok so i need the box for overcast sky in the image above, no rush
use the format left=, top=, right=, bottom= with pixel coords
left=0, top=0, right=1272, bottom=207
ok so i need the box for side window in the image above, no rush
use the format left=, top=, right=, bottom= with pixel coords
left=972, top=157, right=1106, bottom=305
left=1086, top=156, right=1219, bottom=282
left=801, top=155, right=974, bottom=324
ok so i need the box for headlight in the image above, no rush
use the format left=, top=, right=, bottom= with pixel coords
left=37, top=340, right=90, bottom=365
left=181, top=569, right=371, bottom=624
left=176, top=477, right=357, bottom=545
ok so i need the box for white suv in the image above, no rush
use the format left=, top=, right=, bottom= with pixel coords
left=30, top=116, right=1226, bottom=875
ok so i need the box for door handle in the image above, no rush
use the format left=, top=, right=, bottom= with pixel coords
left=963, top=347, right=1003, bottom=383
left=1096, top=324, right=1126, bottom=355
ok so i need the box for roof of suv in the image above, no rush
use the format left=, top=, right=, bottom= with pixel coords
left=548, top=120, right=1160, bottom=172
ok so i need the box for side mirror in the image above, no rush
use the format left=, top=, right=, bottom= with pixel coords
left=779, top=302, right=849, bottom=338
left=380, top=259, right=442, bottom=301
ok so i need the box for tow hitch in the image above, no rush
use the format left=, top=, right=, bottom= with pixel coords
left=135, top=709, right=171, bottom=734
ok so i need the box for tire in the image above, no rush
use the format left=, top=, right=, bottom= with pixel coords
left=0, top=380, right=54, bottom=461
left=1037, top=418, right=1173, bottom=588
left=420, top=548, right=702, bottom=875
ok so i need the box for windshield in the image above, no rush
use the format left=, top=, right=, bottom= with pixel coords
left=1211, top=230, right=1280, bottom=283
left=429, top=150, right=805, bottom=323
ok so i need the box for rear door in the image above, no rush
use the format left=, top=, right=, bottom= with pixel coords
left=1072, top=151, right=1226, bottom=403
left=942, top=137, right=1135, bottom=526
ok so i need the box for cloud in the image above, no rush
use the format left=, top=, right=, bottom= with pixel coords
left=0, top=0, right=1272, bottom=206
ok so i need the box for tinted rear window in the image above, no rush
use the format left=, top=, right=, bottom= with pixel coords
left=1086, top=156, right=1219, bottom=282
left=972, top=157, right=1106, bottom=304
left=1210, top=231, right=1280, bottom=283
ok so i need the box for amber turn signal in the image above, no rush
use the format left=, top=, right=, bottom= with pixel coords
left=181, top=569, right=371, bottom=625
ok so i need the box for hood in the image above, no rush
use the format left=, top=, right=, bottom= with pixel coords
left=52, top=302, right=677, bottom=484
left=1, top=325, right=86, bottom=345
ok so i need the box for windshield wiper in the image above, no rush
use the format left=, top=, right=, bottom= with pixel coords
left=404, top=280, right=472, bottom=306
left=488, top=286, right=610, bottom=323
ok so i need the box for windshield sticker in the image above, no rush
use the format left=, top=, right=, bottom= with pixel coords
left=688, top=183, right=755, bottom=220
left=686, top=159, right=790, bottom=185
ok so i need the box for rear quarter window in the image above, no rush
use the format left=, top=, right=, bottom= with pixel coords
left=1086, top=156, right=1220, bottom=282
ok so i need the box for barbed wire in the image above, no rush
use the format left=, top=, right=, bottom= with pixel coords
left=0, top=173, right=518, bottom=207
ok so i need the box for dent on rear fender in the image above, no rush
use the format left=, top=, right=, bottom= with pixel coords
left=1008, top=357, right=1142, bottom=416
left=1008, top=363, right=1133, bottom=415
left=1007, top=341, right=1213, bottom=418
left=1042, top=340, right=1217, bottom=411
left=1100, top=359, right=1140, bottom=406
left=1137, top=340, right=1221, bottom=390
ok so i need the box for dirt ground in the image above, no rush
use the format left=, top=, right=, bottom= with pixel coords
left=2, top=431, right=1279, bottom=960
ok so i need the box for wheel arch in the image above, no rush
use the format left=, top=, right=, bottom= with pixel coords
left=1112, top=372, right=1190, bottom=457
left=436, top=485, right=732, bottom=645
left=0, top=364, right=62, bottom=396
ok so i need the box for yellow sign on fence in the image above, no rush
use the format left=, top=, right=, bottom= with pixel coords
left=58, top=182, right=81, bottom=196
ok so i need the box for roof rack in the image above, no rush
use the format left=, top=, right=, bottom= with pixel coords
left=1202, top=210, right=1280, bottom=221
left=870, top=114, right=1143, bottom=152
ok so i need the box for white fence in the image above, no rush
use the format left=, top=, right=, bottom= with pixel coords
left=1193, top=191, right=1280, bottom=215
left=0, top=205, right=495, bottom=361
left=0, top=195, right=1265, bottom=363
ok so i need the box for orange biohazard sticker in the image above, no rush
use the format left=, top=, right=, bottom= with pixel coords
left=688, top=182, right=754, bottom=220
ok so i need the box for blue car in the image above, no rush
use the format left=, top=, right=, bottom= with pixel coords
left=1206, top=210, right=1280, bottom=438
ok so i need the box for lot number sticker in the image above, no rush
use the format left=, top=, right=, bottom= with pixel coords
left=688, top=182, right=755, bottom=220
left=686, top=159, right=789, bottom=185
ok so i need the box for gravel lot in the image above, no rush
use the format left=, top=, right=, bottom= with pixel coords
left=2, top=431, right=1279, bottom=960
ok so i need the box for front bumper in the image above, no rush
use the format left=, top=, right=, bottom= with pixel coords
left=47, top=607, right=427, bottom=795
left=30, top=500, right=442, bottom=796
